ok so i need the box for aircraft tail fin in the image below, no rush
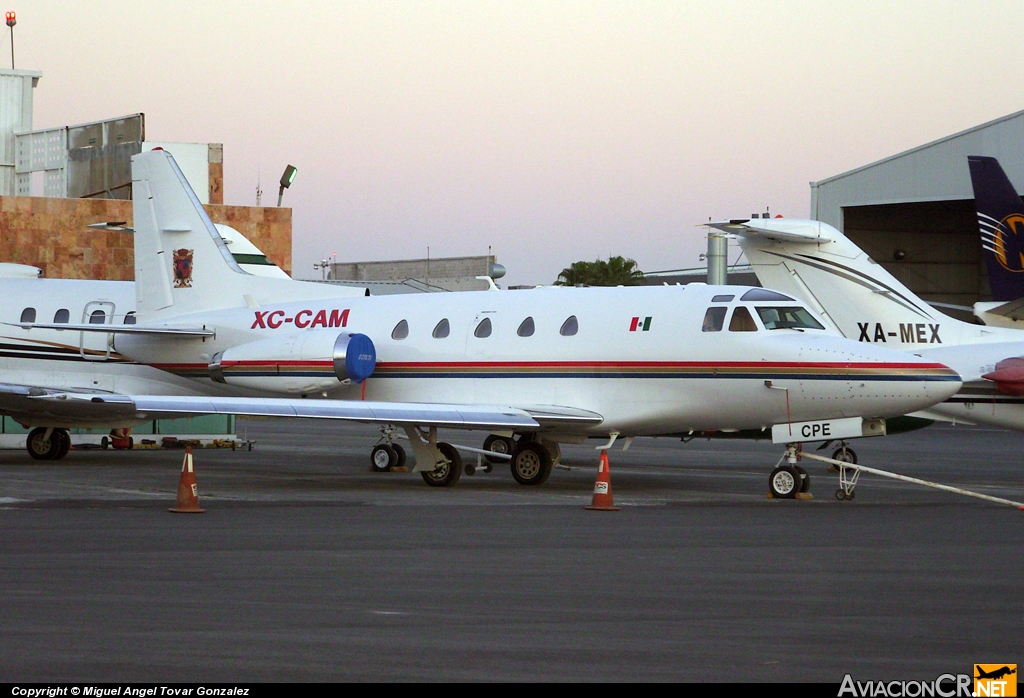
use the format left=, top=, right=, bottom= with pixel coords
left=968, top=155, right=1024, bottom=301
left=131, top=149, right=363, bottom=321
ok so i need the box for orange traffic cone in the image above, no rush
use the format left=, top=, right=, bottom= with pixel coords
left=585, top=450, right=621, bottom=511
left=169, top=447, right=205, bottom=514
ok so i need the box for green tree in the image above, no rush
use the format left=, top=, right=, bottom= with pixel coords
left=555, top=256, right=644, bottom=286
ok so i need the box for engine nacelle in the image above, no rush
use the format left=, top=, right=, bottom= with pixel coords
left=209, top=331, right=376, bottom=394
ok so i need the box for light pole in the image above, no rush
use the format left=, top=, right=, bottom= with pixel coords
left=6, top=12, right=15, bottom=70
left=277, top=165, right=297, bottom=207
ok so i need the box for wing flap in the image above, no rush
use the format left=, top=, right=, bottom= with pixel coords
left=40, top=393, right=547, bottom=431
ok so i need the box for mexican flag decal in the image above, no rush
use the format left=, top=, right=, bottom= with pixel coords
left=630, top=316, right=652, bottom=332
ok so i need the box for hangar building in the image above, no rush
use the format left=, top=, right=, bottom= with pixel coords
left=810, top=108, right=1024, bottom=313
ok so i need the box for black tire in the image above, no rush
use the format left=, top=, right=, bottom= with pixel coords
left=832, top=446, right=858, bottom=464
left=100, top=436, right=109, bottom=450
left=370, top=444, right=396, bottom=472
left=127, top=437, right=133, bottom=450
left=482, top=434, right=514, bottom=464
left=835, top=489, right=846, bottom=501
left=392, top=443, right=407, bottom=469
left=421, top=442, right=462, bottom=487
left=26, top=428, right=61, bottom=461
left=510, top=441, right=553, bottom=486
left=769, top=465, right=800, bottom=499
left=795, top=465, right=811, bottom=494
left=54, top=430, right=72, bottom=461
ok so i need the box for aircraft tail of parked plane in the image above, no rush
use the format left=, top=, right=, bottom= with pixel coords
left=131, top=148, right=363, bottom=321
left=968, top=155, right=1024, bottom=301
left=966, top=155, right=1024, bottom=328
left=722, top=216, right=1024, bottom=429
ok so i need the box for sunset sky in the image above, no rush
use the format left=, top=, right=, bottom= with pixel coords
left=10, top=1, right=1024, bottom=285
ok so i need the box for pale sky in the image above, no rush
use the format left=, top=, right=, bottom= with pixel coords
left=11, top=1, right=1024, bottom=285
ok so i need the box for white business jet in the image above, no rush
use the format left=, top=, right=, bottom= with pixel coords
left=719, top=216, right=1024, bottom=431
left=11, top=150, right=961, bottom=497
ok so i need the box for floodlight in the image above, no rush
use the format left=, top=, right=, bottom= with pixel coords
left=277, top=165, right=297, bottom=207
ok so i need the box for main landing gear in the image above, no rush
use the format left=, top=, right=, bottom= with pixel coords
left=26, top=427, right=71, bottom=461
left=369, top=425, right=464, bottom=487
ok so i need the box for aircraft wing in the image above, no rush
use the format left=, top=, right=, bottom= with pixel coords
left=28, top=393, right=605, bottom=432
left=706, top=219, right=833, bottom=243
left=6, top=322, right=215, bottom=338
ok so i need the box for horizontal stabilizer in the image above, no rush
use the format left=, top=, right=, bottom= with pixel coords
left=975, top=298, right=1024, bottom=321
left=707, top=219, right=834, bottom=243
left=6, top=322, right=215, bottom=338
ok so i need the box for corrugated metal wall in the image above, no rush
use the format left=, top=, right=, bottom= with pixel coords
left=811, top=109, right=1024, bottom=229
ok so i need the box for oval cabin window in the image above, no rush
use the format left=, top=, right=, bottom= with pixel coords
left=392, top=319, right=409, bottom=340
left=517, top=317, right=535, bottom=337
left=89, top=310, right=106, bottom=325
left=559, top=315, right=578, bottom=336
left=474, top=317, right=492, bottom=338
left=20, top=308, right=35, bottom=323
left=432, top=318, right=450, bottom=338
left=53, top=309, right=69, bottom=323
left=123, top=312, right=137, bottom=325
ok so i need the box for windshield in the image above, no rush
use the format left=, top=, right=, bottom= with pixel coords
left=755, top=306, right=825, bottom=330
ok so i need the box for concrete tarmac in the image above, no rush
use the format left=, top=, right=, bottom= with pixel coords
left=1, top=420, right=1022, bottom=681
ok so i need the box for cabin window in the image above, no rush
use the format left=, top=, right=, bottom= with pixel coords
left=756, top=306, right=825, bottom=331
left=702, top=307, right=726, bottom=332
left=728, top=306, right=758, bottom=332
left=53, top=309, right=69, bottom=323
left=517, top=316, right=535, bottom=337
left=89, top=309, right=106, bottom=325
left=474, top=317, right=492, bottom=338
left=123, top=312, right=137, bottom=325
left=740, top=288, right=793, bottom=302
left=711, top=294, right=734, bottom=303
left=432, top=318, right=450, bottom=338
left=391, top=319, right=409, bottom=340
left=559, top=315, right=578, bottom=336
left=20, top=308, right=35, bottom=323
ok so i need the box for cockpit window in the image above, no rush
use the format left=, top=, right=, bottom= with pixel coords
left=740, top=288, right=793, bottom=302
left=711, top=294, right=734, bottom=303
left=756, top=306, right=825, bottom=330
left=728, top=306, right=758, bottom=332
left=702, top=307, right=726, bottom=332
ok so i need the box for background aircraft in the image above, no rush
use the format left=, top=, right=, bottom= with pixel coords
left=722, top=216, right=1024, bottom=430
left=967, top=155, right=1024, bottom=329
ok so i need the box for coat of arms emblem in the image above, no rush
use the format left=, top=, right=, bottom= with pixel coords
left=173, top=248, right=194, bottom=288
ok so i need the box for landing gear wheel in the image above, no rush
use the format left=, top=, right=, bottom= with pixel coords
left=391, top=443, right=407, bottom=469
left=26, top=428, right=61, bottom=461
left=832, top=446, right=857, bottom=464
left=100, top=436, right=109, bottom=449
left=370, top=444, right=397, bottom=472
left=769, top=465, right=800, bottom=499
left=421, top=442, right=462, bottom=487
left=482, top=435, right=514, bottom=464
left=510, top=441, right=553, bottom=486
left=53, top=429, right=71, bottom=460
left=835, top=489, right=855, bottom=501
left=795, top=465, right=811, bottom=494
